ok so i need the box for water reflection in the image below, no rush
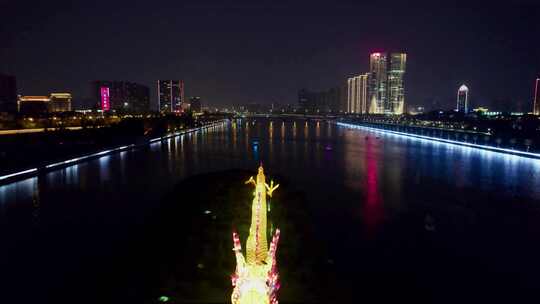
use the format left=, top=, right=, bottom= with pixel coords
left=0, top=176, right=39, bottom=208
left=1, top=119, right=540, bottom=304
left=98, top=155, right=111, bottom=183
left=363, top=139, right=383, bottom=236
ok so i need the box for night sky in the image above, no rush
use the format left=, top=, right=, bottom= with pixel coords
left=1, top=1, right=539, bottom=111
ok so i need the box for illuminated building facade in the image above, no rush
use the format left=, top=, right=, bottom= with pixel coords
left=49, top=93, right=72, bottom=112
left=0, top=74, right=17, bottom=113
left=347, top=73, right=369, bottom=114
left=534, top=78, right=540, bottom=115
left=457, top=84, right=469, bottom=113
left=158, top=80, right=184, bottom=113
left=368, top=52, right=388, bottom=114
left=18, top=96, right=50, bottom=115
left=190, top=96, right=202, bottom=113
left=388, top=53, right=407, bottom=114
left=231, top=165, right=280, bottom=304
left=92, top=81, right=150, bottom=113
left=351, top=52, right=407, bottom=114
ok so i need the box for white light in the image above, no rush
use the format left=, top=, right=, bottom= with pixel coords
left=1, top=120, right=227, bottom=184
left=337, top=122, right=540, bottom=160
left=0, top=168, right=38, bottom=181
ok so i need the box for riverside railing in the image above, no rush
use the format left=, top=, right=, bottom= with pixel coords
left=0, top=119, right=229, bottom=185
left=337, top=121, right=540, bottom=160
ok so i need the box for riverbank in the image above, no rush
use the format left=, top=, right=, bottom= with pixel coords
left=0, top=119, right=228, bottom=185
left=337, top=121, right=540, bottom=159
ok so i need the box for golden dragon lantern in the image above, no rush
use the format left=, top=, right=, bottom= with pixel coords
left=231, top=165, right=280, bottom=304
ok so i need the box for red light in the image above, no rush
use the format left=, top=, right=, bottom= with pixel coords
left=372, top=52, right=380, bottom=57
left=100, top=87, right=110, bottom=111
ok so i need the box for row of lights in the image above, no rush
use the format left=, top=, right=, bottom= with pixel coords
left=0, top=120, right=229, bottom=184
left=337, top=122, right=540, bottom=160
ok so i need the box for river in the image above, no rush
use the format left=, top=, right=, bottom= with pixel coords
left=1, top=118, right=540, bottom=303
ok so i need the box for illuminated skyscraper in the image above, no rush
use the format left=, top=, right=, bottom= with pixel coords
left=347, top=73, right=369, bottom=114
left=158, top=80, right=184, bottom=113
left=533, top=78, right=540, bottom=115
left=368, top=52, right=387, bottom=114
left=457, top=84, right=469, bottom=113
left=92, top=81, right=149, bottom=113
left=388, top=53, right=407, bottom=114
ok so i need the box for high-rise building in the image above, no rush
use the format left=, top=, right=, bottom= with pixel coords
left=298, top=87, right=343, bottom=113
left=347, top=73, right=369, bottom=114
left=158, top=80, right=184, bottom=113
left=388, top=53, right=407, bottom=114
left=0, top=74, right=17, bottom=113
left=190, top=96, right=202, bottom=113
left=92, top=81, right=150, bottom=113
left=368, top=53, right=388, bottom=114
left=457, top=84, right=469, bottom=113
left=49, top=93, right=72, bottom=112
left=533, top=78, right=540, bottom=115
left=364, top=52, right=407, bottom=114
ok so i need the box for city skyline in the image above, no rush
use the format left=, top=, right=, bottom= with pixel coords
left=1, top=2, right=538, bottom=111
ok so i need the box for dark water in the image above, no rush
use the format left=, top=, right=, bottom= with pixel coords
left=1, top=118, right=540, bottom=303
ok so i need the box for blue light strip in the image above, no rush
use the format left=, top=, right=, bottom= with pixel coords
left=337, top=122, right=540, bottom=160
left=0, top=120, right=228, bottom=183
left=0, top=168, right=38, bottom=182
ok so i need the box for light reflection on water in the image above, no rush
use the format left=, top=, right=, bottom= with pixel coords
left=1, top=119, right=540, bottom=302
left=2, top=120, right=540, bottom=207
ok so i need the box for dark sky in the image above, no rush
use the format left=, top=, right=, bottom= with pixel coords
left=1, top=1, right=539, bottom=111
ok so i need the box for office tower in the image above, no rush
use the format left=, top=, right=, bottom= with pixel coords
left=49, top=93, right=72, bottom=112
left=158, top=80, right=184, bottom=113
left=18, top=96, right=50, bottom=115
left=190, top=96, right=202, bottom=113
left=347, top=73, right=369, bottom=114
left=368, top=53, right=388, bottom=114
left=388, top=53, right=407, bottom=114
left=92, top=81, right=150, bottom=113
left=298, top=87, right=343, bottom=113
left=534, top=78, right=540, bottom=115
left=0, top=74, right=17, bottom=113
left=457, top=84, right=469, bottom=113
